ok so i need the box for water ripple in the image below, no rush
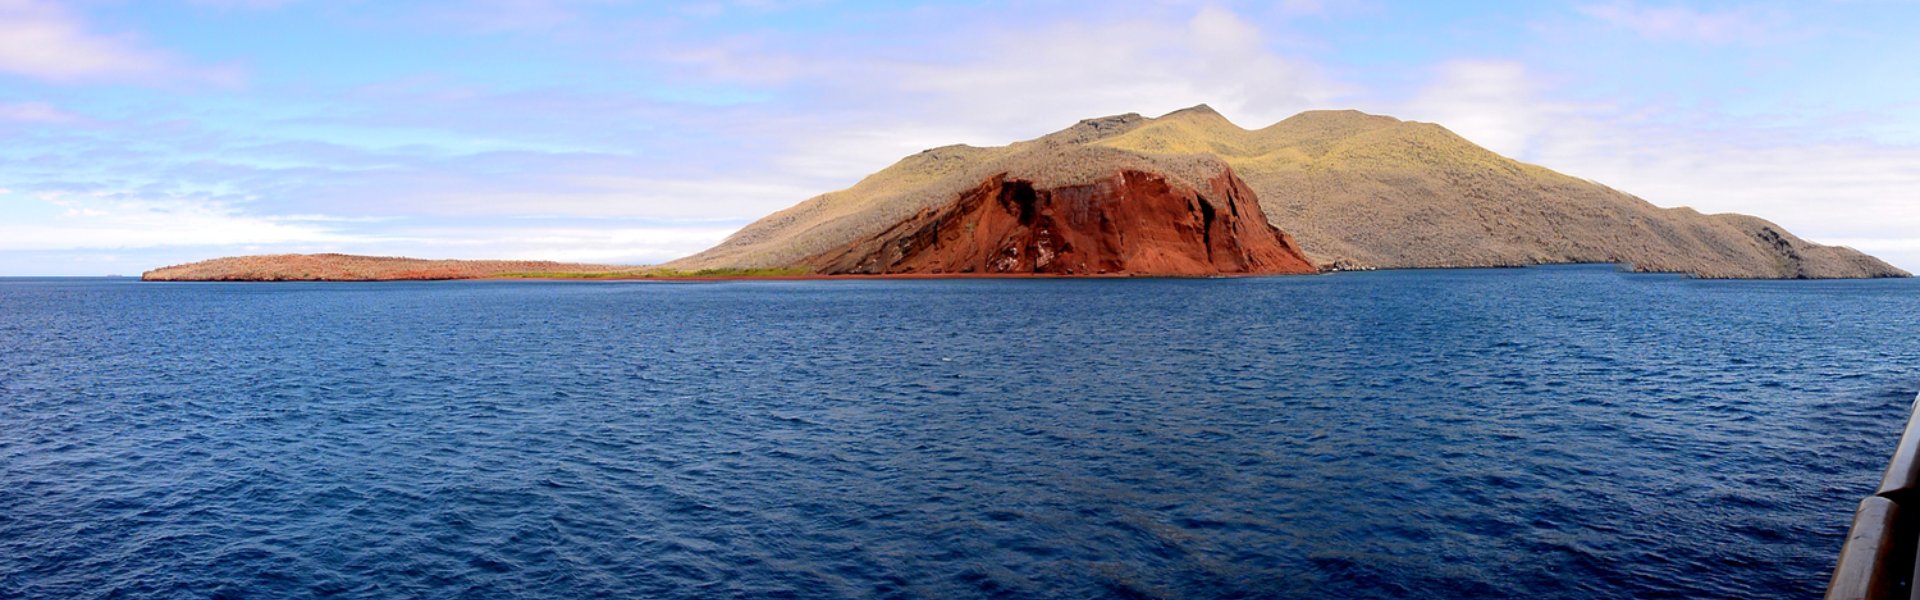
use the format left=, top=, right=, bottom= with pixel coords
left=1, top=267, right=1917, bottom=598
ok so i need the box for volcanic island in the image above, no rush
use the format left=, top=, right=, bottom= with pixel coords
left=144, top=106, right=1909, bottom=282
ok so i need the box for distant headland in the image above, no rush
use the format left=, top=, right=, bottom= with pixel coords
left=140, top=254, right=627, bottom=281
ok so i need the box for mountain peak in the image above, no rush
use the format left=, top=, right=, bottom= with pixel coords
left=1035, top=112, right=1149, bottom=145
left=1157, top=104, right=1245, bottom=129
left=1162, top=103, right=1222, bottom=118
left=1272, top=109, right=1401, bottom=129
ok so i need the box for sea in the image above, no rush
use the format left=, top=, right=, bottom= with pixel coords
left=2, top=264, right=1917, bottom=599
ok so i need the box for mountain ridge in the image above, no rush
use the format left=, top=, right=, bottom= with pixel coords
left=672, top=106, right=1905, bottom=279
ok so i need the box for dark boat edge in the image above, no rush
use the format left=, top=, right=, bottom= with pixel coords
left=1830, top=391, right=1920, bottom=599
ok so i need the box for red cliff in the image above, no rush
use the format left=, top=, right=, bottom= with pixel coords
left=799, top=168, right=1316, bottom=277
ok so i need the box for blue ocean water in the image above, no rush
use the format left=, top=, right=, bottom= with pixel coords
left=2, top=265, right=1917, bottom=599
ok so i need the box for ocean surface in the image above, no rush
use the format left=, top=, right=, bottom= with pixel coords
left=2, top=265, right=1917, bottom=599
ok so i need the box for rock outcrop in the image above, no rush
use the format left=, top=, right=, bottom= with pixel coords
left=673, top=105, right=1907, bottom=279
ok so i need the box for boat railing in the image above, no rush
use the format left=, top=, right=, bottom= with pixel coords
left=1830, top=392, right=1920, bottom=599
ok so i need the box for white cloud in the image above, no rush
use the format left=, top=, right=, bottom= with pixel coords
left=1398, top=60, right=1575, bottom=157
left=0, top=195, right=353, bottom=251
left=1575, top=2, right=1787, bottom=43
left=0, top=0, right=236, bottom=84
left=662, top=5, right=1354, bottom=190
left=888, top=5, right=1350, bottom=135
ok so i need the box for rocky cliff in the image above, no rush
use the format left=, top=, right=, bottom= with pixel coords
left=800, top=165, right=1313, bottom=276
left=674, top=106, right=1906, bottom=280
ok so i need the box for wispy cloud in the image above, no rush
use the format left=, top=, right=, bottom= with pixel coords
left=415, top=0, right=626, bottom=34
left=0, top=0, right=238, bottom=84
left=183, top=0, right=299, bottom=8
left=0, top=101, right=81, bottom=123
left=1575, top=1, right=1789, bottom=43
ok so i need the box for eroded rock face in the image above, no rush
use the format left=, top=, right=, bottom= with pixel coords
left=799, top=168, right=1316, bottom=276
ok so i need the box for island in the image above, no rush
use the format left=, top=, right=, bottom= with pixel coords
left=143, top=106, right=1909, bottom=282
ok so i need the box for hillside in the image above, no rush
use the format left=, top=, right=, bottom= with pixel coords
left=673, top=106, right=1906, bottom=279
left=760, top=142, right=1315, bottom=277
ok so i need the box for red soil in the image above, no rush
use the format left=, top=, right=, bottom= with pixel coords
left=797, top=169, right=1316, bottom=276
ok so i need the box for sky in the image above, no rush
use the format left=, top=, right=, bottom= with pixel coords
left=2, top=0, right=1918, bottom=276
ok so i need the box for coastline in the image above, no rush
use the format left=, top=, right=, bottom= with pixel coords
left=139, top=260, right=1916, bottom=283
left=484, top=271, right=1294, bottom=282
left=144, top=263, right=1587, bottom=282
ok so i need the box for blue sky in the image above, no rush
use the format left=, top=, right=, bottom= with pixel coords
left=2, top=0, right=1918, bottom=275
